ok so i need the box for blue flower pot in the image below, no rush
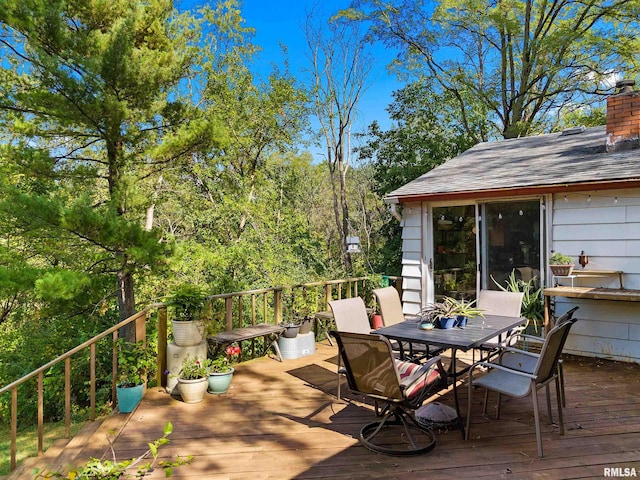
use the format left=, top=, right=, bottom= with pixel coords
left=437, top=317, right=457, bottom=329
left=116, top=383, right=144, bottom=413
left=208, top=367, right=234, bottom=394
left=456, top=315, right=468, bottom=327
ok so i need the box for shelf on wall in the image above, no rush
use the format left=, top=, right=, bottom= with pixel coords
left=553, top=270, right=624, bottom=289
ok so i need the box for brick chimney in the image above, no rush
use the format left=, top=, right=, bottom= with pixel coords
left=606, top=79, right=640, bottom=152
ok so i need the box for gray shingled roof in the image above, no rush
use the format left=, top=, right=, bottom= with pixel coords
left=387, top=125, right=640, bottom=199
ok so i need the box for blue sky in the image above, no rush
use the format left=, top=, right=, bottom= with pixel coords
left=241, top=0, right=402, bottom=134
left=179, top=0, right=404, bottom=153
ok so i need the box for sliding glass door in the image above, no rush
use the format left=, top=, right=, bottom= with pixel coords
left=481, top=200, right=542, bottom=290
left=429, top=199, right=544, bottom=303
left=432, top=205, right=477, bottom=301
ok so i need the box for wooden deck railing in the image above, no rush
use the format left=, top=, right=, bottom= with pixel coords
left=0, top=275, right=401, bottom=472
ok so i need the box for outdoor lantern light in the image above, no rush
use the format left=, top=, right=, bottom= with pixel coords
left=347, top=236, right=360, bottom=253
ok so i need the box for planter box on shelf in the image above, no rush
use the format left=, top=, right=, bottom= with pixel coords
left=549, top=264, right=574, bottom=276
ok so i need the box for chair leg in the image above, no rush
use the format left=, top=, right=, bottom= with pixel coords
left=482, top=389, right=489, bottom=416
left=336, top=354, right=342, bottom=400
left=558, top=359, right=566, bottom=407
left=545, top=384, right=553, bottom=424
left=466, top=378, right=474, bottom=440
left=555, top=376, right=565, bottom=435
left=531, top=385, right=544, bottom=457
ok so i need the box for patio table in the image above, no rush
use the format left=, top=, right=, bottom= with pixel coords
left=374, top=314, right=526, bottom=436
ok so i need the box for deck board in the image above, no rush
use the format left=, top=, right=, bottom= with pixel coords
left=26, top=343, right=640, bottom=479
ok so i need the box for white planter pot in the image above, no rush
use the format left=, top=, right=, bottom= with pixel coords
left=177, top=377, right=208, bottom=403
left=172, top=320, right=204, bottom=347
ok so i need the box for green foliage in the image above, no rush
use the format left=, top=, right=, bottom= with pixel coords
left=357, top=81, right=478, bottom=275
left=117, top=340, right=155, bottom=387
left=176, top=355, right=213, bottom=380
left=352, top=0, right=640, bottom=139
left=420, top=297, right=483, bottom=322
left=493, top=271, right=544, bottom=328
left=34, top=422, right=192, bottom=479
left=550, top=252, right=574, bottom=265
left=166, top=284, right=209, bottom=322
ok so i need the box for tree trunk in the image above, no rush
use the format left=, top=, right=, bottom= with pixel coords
left=118, top=270, right=136, bottom=342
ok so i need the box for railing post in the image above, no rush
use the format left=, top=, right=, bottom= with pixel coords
left=324, top=284, right=331, bottom=309
left=274, top=288, right=283, bottom=324
left=65, top=357, right=71, bottom=438
left=263, top=293, right=268, bottom=324
left=136, top=311, right=147, bottom=347
left=251, top=294, right=256, bottom=325
left=37, top=371, right=43, bottom=455
left=225, top=297, right=234, bottom=331
left=11, top=386, right=17, bottom=471
left=90, top=343, right=96, bottom=421
left=158, top=306, right=167, bottom=388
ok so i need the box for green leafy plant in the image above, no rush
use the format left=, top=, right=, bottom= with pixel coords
left=209, top=345, right=241, bottom=373
left=34, top=422, right=191, bottom=479
left=166, top=284, right=208, bottom=322
left=177, top=355, right=212, bottom=380
left=493, top=271, right=544, bottom=332
left=117, top=340, right=155, bottom=388
left=420, top=296, right=483, bottom=322
left=549, top=252, right=574, bottom=265
left=291, top=291, right=317, bottom=321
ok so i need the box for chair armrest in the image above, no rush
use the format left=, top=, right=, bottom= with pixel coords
left=470, top=361, right=536, bottom=379
left=512, top=333, right=544, bottom=344
left=499, top=347, right=540, bottom=359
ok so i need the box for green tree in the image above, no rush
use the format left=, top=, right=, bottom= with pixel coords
left=0, top=0, right=233, bottom=339
left=351, top=0, right=640, bottom=139
left=356, top=81, right=478, bottom=273
left=305, top=5, right=374, bottom=273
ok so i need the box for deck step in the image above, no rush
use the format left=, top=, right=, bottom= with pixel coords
left=5, top=412, right=132, bottom=479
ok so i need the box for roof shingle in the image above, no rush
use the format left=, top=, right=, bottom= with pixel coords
left=388, top=126, right=640, bottom=200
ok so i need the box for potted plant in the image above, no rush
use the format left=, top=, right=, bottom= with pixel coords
left=116, top=340, right=155, bottom=413
left=420, top=297, right=483, bottom=329
left=291, top=291, right=316, bottom=335
left=176, top=355, right=212, bottom=403
left=166, top=284, right=208, bottom=346
left=280, top=295, right=301, bottom=338
left=208, top=345, right=240, bottom=394
left=549, top=252, right=575, bottom=276
left=494, top=271, right=544, bottom=335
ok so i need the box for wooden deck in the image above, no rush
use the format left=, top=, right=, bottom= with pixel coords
left=17, top=342, right=640, bottom=479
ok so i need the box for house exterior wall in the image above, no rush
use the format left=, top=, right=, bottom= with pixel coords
left=399, top=203, right=423, bottom=315
left=551, top=188, right=640, bottom=363
left=396, top=187, right=640, bottom=364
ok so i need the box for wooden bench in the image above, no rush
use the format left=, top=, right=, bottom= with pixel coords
left=207, top=324, right=286, bottom=362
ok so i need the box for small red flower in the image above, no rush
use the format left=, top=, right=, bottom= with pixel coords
left=225, top=345, right=241, bottom=356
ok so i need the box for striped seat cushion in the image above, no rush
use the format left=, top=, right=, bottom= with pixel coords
left=395, top=359, right=442, bottom=399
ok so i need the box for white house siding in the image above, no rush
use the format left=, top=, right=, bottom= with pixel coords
left=400, top=203, right=423, bottom=314
left=551, top=189, right=640, bottom=363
